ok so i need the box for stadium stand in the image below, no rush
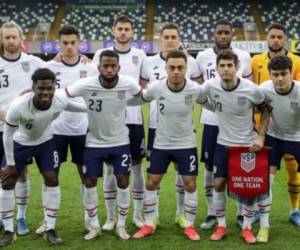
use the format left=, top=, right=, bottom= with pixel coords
left=0, top=0, right=59, bottom=34
left=153, top=0, right=254, bottom=42
left=62, top=4, right=146, bottom=40
left=258, top=0, right=300, bottom=39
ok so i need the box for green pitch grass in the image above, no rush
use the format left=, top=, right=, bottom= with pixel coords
left=4, top=105, right=299, bottom=250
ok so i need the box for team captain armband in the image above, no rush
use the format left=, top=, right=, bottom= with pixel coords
left=255, top=101, right=273, bottom=113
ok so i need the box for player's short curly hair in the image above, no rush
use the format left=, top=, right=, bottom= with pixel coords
left=268, top=55, right=292, bottom=72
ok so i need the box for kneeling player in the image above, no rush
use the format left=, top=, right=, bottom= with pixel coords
left=0, top=68, right=86, bottom=246
left=132, top=50, right=204, bottom=241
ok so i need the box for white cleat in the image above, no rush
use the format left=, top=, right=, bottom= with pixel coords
left=102, top=218, right=116, bottom=231
left=35, top=221, right=46, bottom=236
left=116, top=226, right=130, bottom=240
left=84, top=227, right=100, bottom=241
left=133, top=217, right=144, bottom=228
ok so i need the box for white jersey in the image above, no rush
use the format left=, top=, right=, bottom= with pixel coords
left=143, top=79, right=202, bottom=149
left=260, top=80, right=300, bottom=141
left=201, top=77, right=264, bottom=146
left=196, top=47, right=252, bottom=126
left=45, top=58, right=98, bottom=135
left=66, top=74, right=141, bottom=148
left=5, top=91, right=69, bottom=146
left=140, top=52, right=201, bottom=128
left=93, top=47, right=146, bottom=124
left=0, top=52, right=45, bottom=131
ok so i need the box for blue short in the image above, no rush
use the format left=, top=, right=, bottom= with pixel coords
left=213, top=143, right=229, bottom=178
left=14, top=138, right=60, bottom=176
left=148, top=147, right=198, bottom=176
left=265, top=135, right=300, bottom=170
left=200, top=124, right=219, bottom=169
left=146, top=128, right=156, bottom=160
left=82, top=144, right=131, bottom=178
left=53, top=134, right=86, bottom=165
left=127, top=124, right=145, bottom=161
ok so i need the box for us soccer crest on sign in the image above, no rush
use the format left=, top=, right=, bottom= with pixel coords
left=240, top=153, right=256, bottom=173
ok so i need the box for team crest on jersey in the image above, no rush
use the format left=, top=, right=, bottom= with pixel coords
left=290, top=101, right=299, bottom=111
left=214, top=94, right=219, bottom=98
left=185, top=94, right=193, bottom=105
left=118, top=90, right=126, bottom=100
left=0, top=69, right=4, bottom=74
left=91, top=92, right=97, bottom=97
left=237, top=96, right=246, bottom=107
left=80, top=70, right=87, bottom=78
left=241, top=153, right=256, bottom=173
left=153, top=66, right=159, bottom=70
left=132, top=56, right=139, bottom=65
left=159, top=96, right=165, bottom=100
left=21, top=62, right=30, bottom=73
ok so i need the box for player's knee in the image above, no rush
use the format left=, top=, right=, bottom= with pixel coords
left=1, top=176, right=17, bottom=190
left=84, top=177, right=97, bottom=188
left=43, top=172, right=59, bottom=187
left=18, top=168, right=28, bottom=182
left=214, top=178, right=226, bottom=192
left=116, top=176, right=129, bottom=189
left=146, top=178, right=160, bottom=190
left=132, top=158, right=142, bottom=165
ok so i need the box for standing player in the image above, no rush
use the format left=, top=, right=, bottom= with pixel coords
left=0, top=68, right=86, bottom=246
left=252, top=24, right=300, bottom=226
left=140, top=23, right=201, bottom=228
left=258, top=56, right=300, bottom=242
left=196, top=19, right=252, bottom=229
left=0, top=21, right=45, bottom=235
left=36, top=25, right=98, bottom=235
left=200, top=50, right=270, bottom=244
left=93, top=15, right=146, bottom=230
left=132, top=50, right=203, bottom=241
left=66, top=50, right=142, bottom=240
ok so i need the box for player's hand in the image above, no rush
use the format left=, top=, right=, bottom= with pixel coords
left=249, top=134, right=265, bottom=153
left=80, top=55, right=92, bottom=64
left=0, top=165, right=17, bottom=181
left=0, top=111, right=5, bottom=122
left=53, top=53, right=63, bottom=62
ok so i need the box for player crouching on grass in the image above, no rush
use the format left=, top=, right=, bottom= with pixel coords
left=0, top=68, right=87, bottom=246
left=128, top=50, right=207, bottom=241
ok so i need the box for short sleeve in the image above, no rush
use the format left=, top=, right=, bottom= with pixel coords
left=188, top=56, right=201, bottom=79
left=142, top=81, right=158, bottom=102
left=140, top=58, right=150, bottom=81
left=5, top=102, right=21, bottom=127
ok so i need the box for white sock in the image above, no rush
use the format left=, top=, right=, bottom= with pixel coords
left=237, top=201, right=243, bottom=216
left=242, top=204, right=255, bottom=229
left=42, top=184, right=47, bottom=221
left=156, top=186, right=160, bottom=218
left=117, top=187, right=130, bottom=227
left=144, top=189, right=157, bottom=226
left=0, top=189, right=15, bottom=232
left=213, top=190, right=226, bottom=227
left=103, top=164, right=117, bottom=221
left=80, top=184, right=88, bottom=224
left=204, top=169, right=214, bottom=216
left=45, top=186, right=61, bottom=231
left=176, top=173, right=185, bottom=216
left=184, top=190, right=198, bottom=227
left=15, top=180, right=30, bottom=220
left=131, top=163, right=144, bottom=219
left=84, top=186, right=100, bottom=229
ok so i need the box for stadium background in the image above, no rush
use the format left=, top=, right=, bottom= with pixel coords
left=1, top=0, right=300, bottom=249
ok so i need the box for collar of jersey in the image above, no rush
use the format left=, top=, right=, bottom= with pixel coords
left=221, top=78, right=240, bottom=92
left=98, top=75, right=119, bottom=89
left=1, top=53, right=21, bottom=62
left=159, top=52, right=166, bottom=61
left=61, top=56, right=81, bottom=67
left=166, top=79, right=186, bottom=92
left=113, top=46, right=131, bottom=54
left=267, top=49, right=288, bottom=59
left=274, top=81, right=295, bottom=96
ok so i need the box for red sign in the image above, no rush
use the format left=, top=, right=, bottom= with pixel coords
left=227, top=146, right=269, bottom=203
